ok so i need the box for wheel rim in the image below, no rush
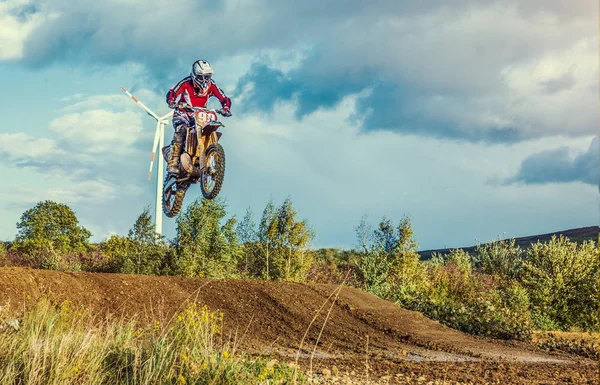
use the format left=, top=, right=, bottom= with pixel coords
left=163, top=175, right=178, bottom=211
left=202, top=151, right=217, bottom=193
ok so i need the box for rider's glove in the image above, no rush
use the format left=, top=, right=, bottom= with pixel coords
left=178, top=102, right=192, bottom=111
left=220, top=106, right=232, bottom=117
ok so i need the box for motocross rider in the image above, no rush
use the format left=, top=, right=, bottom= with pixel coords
left=165, top=60, right=232, bottom=174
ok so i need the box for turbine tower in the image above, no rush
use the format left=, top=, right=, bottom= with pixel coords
left=121, top=87, right=173, bottom=237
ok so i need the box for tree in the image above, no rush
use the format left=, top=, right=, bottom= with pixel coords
left=373, top=216, right=398, bottom=254
left=171, top=197, right=241, bottom=278
left=13, top=200, right=91, bottom=268
left=354, top=214, right=372, bottom=252
left=397, top=215, right=418, bottom=253
left=276, top=197, right=314, bottom=281
left=236, top=207, right=257, bottom=244
left=254, top=197, right=314, bottom=281
left=236, top=207, right=258, bottom=275
left=355, top=214, right=423, bottom=300
left=257, top=197, right=278, bottom=280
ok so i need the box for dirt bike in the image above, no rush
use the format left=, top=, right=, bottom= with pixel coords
left=161, top=106, right=229, bottom=218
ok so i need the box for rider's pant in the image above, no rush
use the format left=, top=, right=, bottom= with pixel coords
left=171, top=109, right=196, bottom=145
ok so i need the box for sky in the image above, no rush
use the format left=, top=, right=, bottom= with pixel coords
left=0, top=0, right=598, bottom=250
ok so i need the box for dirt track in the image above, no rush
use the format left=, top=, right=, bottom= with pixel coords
left=0, top=267, right=597, bottom=384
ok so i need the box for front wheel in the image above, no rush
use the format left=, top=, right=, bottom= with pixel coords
left=162, top=174, right=188, bottom=217
left=200, top=143, right=226, bottom=200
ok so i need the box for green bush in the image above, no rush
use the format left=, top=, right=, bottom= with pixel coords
left=171, top=198, right=242, bottom=278
left=101, top=208, right=168, bottom=276
left=475, top=238, right=523, bottom=279
left=386, top=249, right=428, bottom=307
left=417, top=258, right=533, bottom=340
left=521, top=236, right=599, bottom=331
left=357, top=246, right=392, bottom=297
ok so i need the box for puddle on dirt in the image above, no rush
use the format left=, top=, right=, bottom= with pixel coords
left=381, top=350, right=476, bottom=363
left=483, top=352, right=569, bottom=364
left=264, top=348, right=336, bottom=359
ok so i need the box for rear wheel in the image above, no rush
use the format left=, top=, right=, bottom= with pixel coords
left=162, top=174, right=188, bottom=217
left=200, top=144, right=226, bottom=200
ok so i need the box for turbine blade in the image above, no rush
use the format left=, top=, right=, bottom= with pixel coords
left=148, top=123, right=161, bottom=181
left=120, top=86, right=161, bottom=121
left=160, top=111, right=174, bottom=120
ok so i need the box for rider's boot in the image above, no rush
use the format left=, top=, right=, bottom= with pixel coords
left=168, top=136, right=183, bottom=174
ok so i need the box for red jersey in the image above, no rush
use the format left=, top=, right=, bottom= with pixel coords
left=166, top=76, right=231, bottom=109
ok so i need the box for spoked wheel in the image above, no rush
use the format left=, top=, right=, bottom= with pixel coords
left=162, top=173, right=188, bottom=217
left=200, top=144, right=226, bottom=200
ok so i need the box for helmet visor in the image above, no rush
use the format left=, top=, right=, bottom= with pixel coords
left=193, top=74, right=211, bottom=89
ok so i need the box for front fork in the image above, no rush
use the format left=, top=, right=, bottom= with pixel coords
left=196, top=130, right=218, bottom=171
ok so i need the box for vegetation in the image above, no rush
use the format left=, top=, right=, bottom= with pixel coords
left=4, top=198, right=599, bottom=342
left=101, top=207, right=169, bottom=275
left=351, top=215, right=598, bottom=340
left=0, top=298, right=303, bottom=385
left=12, top=200, right=91, bottom=270
left=169, top=198, right=242, bottom=278
left=534, top=331, right=600, bottom=360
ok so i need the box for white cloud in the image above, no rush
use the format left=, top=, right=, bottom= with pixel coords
left=0, top=0, right=45, bottom=60
left=49, top=109, right=146, bottom=153
left=0, top=132, right=64, bottom=159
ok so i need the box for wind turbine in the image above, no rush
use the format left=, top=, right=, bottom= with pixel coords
left=120, top=87, right=173, bottom=237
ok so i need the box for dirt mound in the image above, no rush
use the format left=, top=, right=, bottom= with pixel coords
left=0, top=267, right=595, bottom=384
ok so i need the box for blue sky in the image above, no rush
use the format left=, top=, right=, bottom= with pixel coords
left=0, top=0, right=597, bottom=250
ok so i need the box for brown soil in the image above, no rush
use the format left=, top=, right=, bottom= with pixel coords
left=0, top=267, right=597, bottom=384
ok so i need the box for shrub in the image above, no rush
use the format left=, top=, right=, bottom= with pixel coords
left=475, top=238, right=523, bottom=279
left=386, top=249, right=428, bottom=307
left=409, top=251, right=533, bottom=340
left=171, top=198, right=242, bottom=278
left=520, top=236, right=599, bottom=331
left=357, top=246, right=392, bottom=297
left=100, top=208, right=169, bottom=275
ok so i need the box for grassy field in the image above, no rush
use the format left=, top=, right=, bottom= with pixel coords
left=0, top=298, right=304, bottom=385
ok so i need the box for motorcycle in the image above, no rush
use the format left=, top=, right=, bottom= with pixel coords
left=161, top=106, right=229, bottom=218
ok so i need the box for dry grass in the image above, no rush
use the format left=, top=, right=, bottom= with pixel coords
left=0, top=298, right=303, bottom=385
left=533, top=330, right=600, bottom=360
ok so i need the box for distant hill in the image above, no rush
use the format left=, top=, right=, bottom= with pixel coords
left=418, top=226, right=599, bottom=260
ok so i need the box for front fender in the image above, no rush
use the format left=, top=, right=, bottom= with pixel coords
left=201, top=121, right=224, bottom=136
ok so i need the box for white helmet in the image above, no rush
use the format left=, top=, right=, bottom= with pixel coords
left=191, top=60, right=214, bottom=91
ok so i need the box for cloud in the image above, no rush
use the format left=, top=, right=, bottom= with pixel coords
left=0, top=0, right=44, bottom=60
left=0, top=132, right=65, bottom=160
left=0, top=177, right=119, bottom=208
left=508, top=137, right=598, bottom=186
left=49, top=109, right=146, bottom=153
left=0, top=91, right=157, bottom=182
left=7, top=1, right=597, bottom=143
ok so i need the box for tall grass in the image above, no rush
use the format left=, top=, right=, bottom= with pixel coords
left=0, top=299, right=303, bottom=385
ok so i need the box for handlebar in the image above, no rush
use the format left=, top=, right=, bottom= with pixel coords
left=178, top=103, right=231, bottom=117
